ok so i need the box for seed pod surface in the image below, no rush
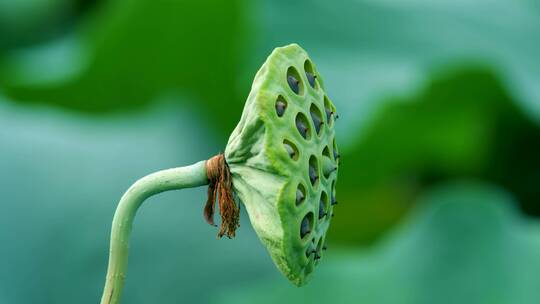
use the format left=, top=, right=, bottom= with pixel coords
left=225, top=44, right=339, bottom=286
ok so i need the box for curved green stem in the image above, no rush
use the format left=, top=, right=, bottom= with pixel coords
left=100, top=160, right=208, bottom=304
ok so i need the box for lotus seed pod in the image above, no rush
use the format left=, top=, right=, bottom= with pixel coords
left=224, top=44, right=339, bottom=286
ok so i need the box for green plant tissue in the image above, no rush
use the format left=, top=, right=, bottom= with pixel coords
left=226, top=44, right=339, bottom=286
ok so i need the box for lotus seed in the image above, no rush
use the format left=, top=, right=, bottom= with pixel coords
left=325, top=108, right=333, bottom=123
left=296, top=186, right=305, bottom=205
left=310, top=105, right=323, bottom=135
left=306, top=72, right=316, bottom=88
left=288, top=75, right=300, bottom=94
left=300, top=214, right=312, bottom=238
left=276, top=98, right=287, bottom=117
left=322, top=156, right=336, bottom=178
left=284, top=141, right=297, bottom=159
left=296, top=115, right=309, bottom=139
left=319, top=199, right=327, bottom=219
left=309, top=165, right=318, bottom=185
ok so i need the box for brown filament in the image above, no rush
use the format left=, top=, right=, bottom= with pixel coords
left=204, top=154, right=240, bottom=238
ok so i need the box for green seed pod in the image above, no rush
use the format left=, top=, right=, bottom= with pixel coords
left=225, top=43, right=339, bottom=286
left=100, top=44, right=340, bottom=304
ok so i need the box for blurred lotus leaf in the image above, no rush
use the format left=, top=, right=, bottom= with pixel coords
left=214, top=182, right=540, bottom=304
left=332, top=67, right=540, bottom=244
left=0, top=0, right=250, bottom=132
left=3, top=0, right=540, bottom=134
left=0, top=0, right=90, bottom=49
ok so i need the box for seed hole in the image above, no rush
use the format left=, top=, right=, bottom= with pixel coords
left=295, top=113, right=311, bottom=140
left=333, top=137, right=340, bottom=163
left=322, top=155, right=336, bottom=179
left=308, top=155, right=319, bottom=186
left=310, top=104, right=324, bottom=135
left=306, top=239, right=316, bottom=258
left=322, top=146, right=331, bottom=158
left=323, top=145, right=336, bottom=177
left=314, top=238, right=323, bottom=260
left=304, top=60, right=317, bottom=89
left=275, top=95, right=287, bottom=117
left=283, top=139, right=299, bottom=160
left=296, top=183, right=306, bottom=205
left=300, top=212, right=314, bottom=239
left=319, top=191, right=329, bottom=219
left=324, top=96, right=334, bottom=125
left=316, top=238, right=323, bottom=250
left=287, top=66, right=304, bottom=95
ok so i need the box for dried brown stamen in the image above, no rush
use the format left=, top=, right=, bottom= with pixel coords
left=204, top=154, right=240, bottom=238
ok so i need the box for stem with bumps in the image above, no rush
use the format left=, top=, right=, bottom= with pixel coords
left=100, top=161, right=208, bottom=304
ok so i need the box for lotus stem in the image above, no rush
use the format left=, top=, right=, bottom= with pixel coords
left=100, top=161, right=208, bottom=304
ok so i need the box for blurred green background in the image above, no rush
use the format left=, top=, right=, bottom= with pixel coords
left=1, top=0, right=539, bottom=303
